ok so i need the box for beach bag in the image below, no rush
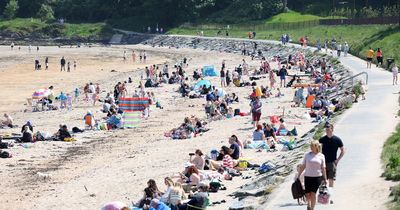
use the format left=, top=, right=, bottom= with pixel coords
left=72, top=127, right=84, bottom=133
left=258, top=161, right=276, bottom=174
left=318, top=185, right=330, bottom=204
left=234, top=109, right=240, bottom=116
left=291, top=178, right=305, bottom=201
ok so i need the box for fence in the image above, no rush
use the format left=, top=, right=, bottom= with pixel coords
left=183, top=16, right=399, bottom=31
left=320, top=16, right=399, bottom=25
left=186, top=20, right=320, bottom=31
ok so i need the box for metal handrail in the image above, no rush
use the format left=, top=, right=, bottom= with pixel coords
left=326, top=71, right=368, bottom=99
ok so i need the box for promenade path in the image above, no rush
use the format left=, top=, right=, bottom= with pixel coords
left=263, top=52, right=398, bottom=210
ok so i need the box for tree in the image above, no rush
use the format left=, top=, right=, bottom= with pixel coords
left=3, top=0, right=19, bottom=19
left=37, top=4, right=55, bottom=22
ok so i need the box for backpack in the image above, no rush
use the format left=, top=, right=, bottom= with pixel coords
left=291, top=178, right=305, bottom=204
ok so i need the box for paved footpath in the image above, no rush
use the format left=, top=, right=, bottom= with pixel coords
left=263, top=52, right=398, bottom=210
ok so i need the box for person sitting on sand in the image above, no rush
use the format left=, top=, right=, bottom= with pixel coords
left=55, top=124, right=71, bottom=141
left=167, top=182, right=187, bottom=209
left=277, top=118, right=287, bottom=135
left=178, top=182, right=209, bottom=210
left=84, top=111, right=95, bottom=129
left=20, top=126, right=33, bottom=143
left=1, top=113, right=14, bottom=128
left=109, top=112, right=123, bottom=129
left=226, top=107, right=234, bottom=118
left=209, top=146, right=239, bottom=170
left=229, top=135, right=243, bottom=159
left=160, top=177, right=175, bottom=204
left=179, top=165, right=202, bottom=187
left=190, top=149, right=205, bottom=170
left=263, top=123, right=278, bottom=143
left=137, top=179, right=162, bottom=208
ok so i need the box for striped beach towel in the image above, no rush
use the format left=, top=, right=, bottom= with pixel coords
left=118, top=97, right=149, bottom=112
left=123, top=111, right=141, bottom=128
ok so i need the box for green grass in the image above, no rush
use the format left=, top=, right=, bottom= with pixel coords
left=265, top=11, right=323, bottom=23
left=64, top=23, right=112, bottom=38
left=0, top=18, right=112, bottom=39
left=168, top=24, right=399, bottom=66
left=0, top=18, right=47, bottom=35
left=382, top=96, right=400, bottom=209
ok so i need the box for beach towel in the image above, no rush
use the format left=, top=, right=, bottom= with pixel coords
left=123, top=111, right=141, bottom=128
left=118, top=97, right=149, bottom=112
left=305, top=95, right=315, bottom=108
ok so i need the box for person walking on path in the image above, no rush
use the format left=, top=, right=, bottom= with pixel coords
left=73, top=60, right=77, bottom=71
left=366, top=48, right=374, bottom=69
left=343, top=42, right=349, bottom=57
left=297, top=140, right=327, bottom=210
left=336, top=43, right=342, bottom=57
left=60, top=57, right=66, bottom=71
left=250, top=97, right=262, bottom=128
left=392, top=64, right=398, bottom=85
left=67, top=61, right=71, bottom=72
left=376, top=48, right=383, bottom=67
left=319, top=123, right=345, bottom=204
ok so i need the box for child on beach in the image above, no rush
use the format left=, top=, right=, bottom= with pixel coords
left=294, top=164, right=306, bottom=204
left=58, top=92, right=67, bottom=109
left=84, top=111, right=95, bottom=129
left=74, top=88, right=79, bottom=102
left=66, top=93, right=73, bottom=110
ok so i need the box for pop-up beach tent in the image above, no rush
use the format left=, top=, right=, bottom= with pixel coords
left=202, top=66, right=219, bottom=77
left=194, top=79, right=212, bottom=90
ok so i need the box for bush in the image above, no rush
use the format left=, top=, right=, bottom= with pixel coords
left=41, top=23, right=66, bottom=37
left=3, top=0, right=19, bottom=19
left=37, top=4, right=55, bottom=22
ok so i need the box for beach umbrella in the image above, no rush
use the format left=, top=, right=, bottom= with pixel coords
left=194, top=79, right=211, bottom=90
left=32, top=89, right=51, bottom=99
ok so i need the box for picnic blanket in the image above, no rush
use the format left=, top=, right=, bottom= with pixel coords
left=118, top=97, right=149, bottom=112
left=123, top=112, right=141, bottom=128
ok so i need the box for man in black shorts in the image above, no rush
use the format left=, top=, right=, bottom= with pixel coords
left=319, top=123, right=345, bottom=204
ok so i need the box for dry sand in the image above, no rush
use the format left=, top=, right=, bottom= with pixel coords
left=0, top=45, right=316, bottom=209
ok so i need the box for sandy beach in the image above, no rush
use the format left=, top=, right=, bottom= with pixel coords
left=0, top=44, right=322, bottom=210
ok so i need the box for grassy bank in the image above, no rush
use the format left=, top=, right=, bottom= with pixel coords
left=381, top=96, right=400, bottom=209
left=0, top=18, right=112, bottom=39
left=168, top=24, right=399, bottom=67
